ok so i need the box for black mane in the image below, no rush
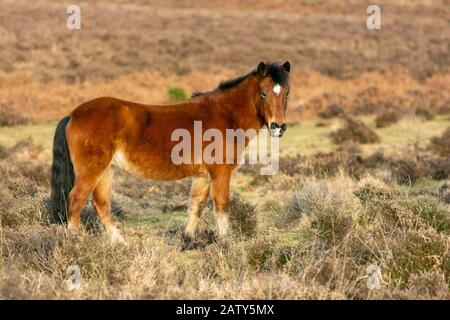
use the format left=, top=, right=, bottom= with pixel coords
left=217, top=71, right=256, bottom=91
left=191, top=62, right=289, bottom=98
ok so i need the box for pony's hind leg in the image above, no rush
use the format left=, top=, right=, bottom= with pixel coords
left=184, top=176, right=210, bottom=238
left=92, top=168, right=127, bottom=245
left=67, top=175, right=98, bottom=232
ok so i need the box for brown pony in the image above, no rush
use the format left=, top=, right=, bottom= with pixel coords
left=50, top=61, right=291, bottom=244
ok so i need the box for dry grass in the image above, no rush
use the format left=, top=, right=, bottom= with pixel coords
left=1, top=0, right=449, bottom=300
left=1, top=0, right=448, bottom=82
left=1, top=138, right=449, bottom=299
left=0, top=0, right=449, bottom=124
left=1, top=68, right=449, bottom=125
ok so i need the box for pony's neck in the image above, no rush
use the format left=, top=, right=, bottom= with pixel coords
left=211, top=77, right=263, bottom=132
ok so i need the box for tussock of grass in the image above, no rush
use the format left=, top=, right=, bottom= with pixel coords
left=0, top=106, right=30, bottom=127
left=273, top=175, right=450, bottom=298
left=331, top=116, right=380, bottom=144
left=277, top=177, right=360, bottom=229
left=405, top=271, right=449, bottom=300
left=375, top=110, right=401, bottom=128
left=389, top=231, right=449, bottom=286
left=430, top=127, right=450, bottom=157
left=404, top=196, right=450, bottom=234
left=229, top=193, right=257, bottom=237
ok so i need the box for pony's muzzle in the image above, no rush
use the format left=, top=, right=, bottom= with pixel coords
left=268, top=122, right=287, bottom=138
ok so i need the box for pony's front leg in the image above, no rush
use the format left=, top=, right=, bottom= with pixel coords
left=210, top=169, right=231, bottom=239
left=184, top=176, right=210, bottom=238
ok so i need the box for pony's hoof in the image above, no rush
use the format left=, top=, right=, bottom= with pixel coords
left=67, top=222, right=80, bottom=234
left=182, top=230, right=195, bottom=241
left=107, top=226, right=128, bottom=246
left=216, top=232, right=233, bottom=244
left=181, top=232, right=196, bottom=250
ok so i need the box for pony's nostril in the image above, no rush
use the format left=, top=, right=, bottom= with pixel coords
left=268, top=122, right=287, bottom=137
left=269, top=122, right=285, bottom=129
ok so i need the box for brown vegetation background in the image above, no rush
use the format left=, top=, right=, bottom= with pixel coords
left=0, top=0, right=449, bottom=299
left=0, top=0, right=449, bottom=122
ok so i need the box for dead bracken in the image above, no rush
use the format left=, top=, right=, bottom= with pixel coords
left=330, top=116, right=380, bottom=144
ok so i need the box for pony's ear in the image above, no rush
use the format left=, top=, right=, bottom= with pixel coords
left=257, top=61, right=267, bottom=79
left=283, top=61, right=291, bottom=73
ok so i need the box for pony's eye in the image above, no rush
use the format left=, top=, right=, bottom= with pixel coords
left=286, top=91, right=290, bottom=97
left=261, top=91, right=267, bottom=99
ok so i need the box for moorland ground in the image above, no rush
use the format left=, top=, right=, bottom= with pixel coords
left=0, top=0, right=449, bottom=299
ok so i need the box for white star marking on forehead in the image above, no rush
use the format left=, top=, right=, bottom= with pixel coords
left=273, top=84, right=281, bottom=96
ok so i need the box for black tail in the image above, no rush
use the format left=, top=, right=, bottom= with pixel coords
left=50, top=116, right=75, bottom=224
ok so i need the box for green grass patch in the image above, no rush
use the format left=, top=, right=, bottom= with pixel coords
left=125, top=210, right=186, bottom=231
left=280, top=121, right=334, bottom=155
left=0, top=121, right=56, bottom=154
left=168, top=86, right=188, bottom=102
left=405, top=196, right=450, bottom=234
left=389, top=231, right=450, bottom=286
left=409, top=178, right=442, bottom=194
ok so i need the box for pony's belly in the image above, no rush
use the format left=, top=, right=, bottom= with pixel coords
left=112, top=150, right=202, bottom=180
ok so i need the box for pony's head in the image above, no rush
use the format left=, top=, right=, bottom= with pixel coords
left=255, top=61, right=291, bottom=137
